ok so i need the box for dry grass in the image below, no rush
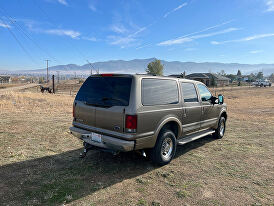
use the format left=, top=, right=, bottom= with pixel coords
left=0, top=87, right=273, bottom=206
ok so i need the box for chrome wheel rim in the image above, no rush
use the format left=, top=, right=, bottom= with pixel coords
left=161, top=137, right=173, bottom=161
left=220, top=121, right=225, bottom=137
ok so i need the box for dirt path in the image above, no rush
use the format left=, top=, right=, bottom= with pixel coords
left=0, top=83, right=39, bottom=94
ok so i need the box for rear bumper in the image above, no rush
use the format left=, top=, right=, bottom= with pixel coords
left=70, top=126, right=135, bottom=152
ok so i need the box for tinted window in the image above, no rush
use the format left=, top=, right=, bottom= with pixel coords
left=181, top=83, right=198, bottom=102
left=75, top=76, right=132, bottom=106
left=142, top=79, right=179, bottom=106
left=197, top=84, right=212, bottom=101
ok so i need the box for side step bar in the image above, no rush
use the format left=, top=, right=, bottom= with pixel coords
left=177, top=129, right=215, bottom=145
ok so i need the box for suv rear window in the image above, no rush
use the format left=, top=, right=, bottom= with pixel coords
left=75, top=76, right=132, bottom=106
left=142, top=79, right=179, bottom=106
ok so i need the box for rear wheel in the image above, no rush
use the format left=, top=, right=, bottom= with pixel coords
left=213, top=117, right=226, bottom=139
left=151, top=129, right=176, bottom=166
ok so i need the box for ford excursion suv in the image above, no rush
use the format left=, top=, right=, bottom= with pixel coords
left=70, top=74, right=227, bottom=165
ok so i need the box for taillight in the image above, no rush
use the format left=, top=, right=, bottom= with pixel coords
left=125, top=115, right=137, bottom=133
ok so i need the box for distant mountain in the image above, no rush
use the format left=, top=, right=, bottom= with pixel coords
left=1, top=58, right=274, bottom=76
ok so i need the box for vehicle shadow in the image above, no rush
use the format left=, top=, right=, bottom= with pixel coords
left=0, top=135, right=215, bottom=205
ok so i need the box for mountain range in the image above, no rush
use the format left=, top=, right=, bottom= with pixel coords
left=1, top=58, right=274, bottom=76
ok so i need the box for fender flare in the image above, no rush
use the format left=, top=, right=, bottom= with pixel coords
left=151, top=116, right=183, bottom=147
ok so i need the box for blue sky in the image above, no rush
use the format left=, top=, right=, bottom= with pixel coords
left=1, top=0, right=274, bottom=70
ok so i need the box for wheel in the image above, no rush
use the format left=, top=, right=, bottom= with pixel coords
left=213, top=117, right=226, bottom=139
left=151, top=129, right=176, bottom=166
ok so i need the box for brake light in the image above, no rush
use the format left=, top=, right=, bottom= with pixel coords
left=101, top=74, right=113, bottom=77
left=125, top=115, right=137, bottom=133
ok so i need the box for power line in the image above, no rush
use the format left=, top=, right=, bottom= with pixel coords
left=0, top=7, right=59, bottom=63
left=0, top=16, right=38, bottom=65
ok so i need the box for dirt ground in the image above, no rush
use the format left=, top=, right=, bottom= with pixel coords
left=0, top=86, right=273, bottom=206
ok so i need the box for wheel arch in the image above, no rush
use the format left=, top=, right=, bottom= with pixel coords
left=151, top=116, right=182, bottom=147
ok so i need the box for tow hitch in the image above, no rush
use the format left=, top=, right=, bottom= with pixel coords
left=79, top=142, right=93, bottom=158
left=79, top=142, right=120, bottom=158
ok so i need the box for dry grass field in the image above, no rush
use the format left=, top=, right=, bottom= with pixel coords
left=0, top=86, right=273, bottom=205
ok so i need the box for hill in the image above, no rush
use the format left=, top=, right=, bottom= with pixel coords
left=1, top=58, right=274, bottom=76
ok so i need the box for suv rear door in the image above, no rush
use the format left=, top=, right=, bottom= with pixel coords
left=73, top=75, right=132, bottom=134
left=180, top=82, right=202, bottom=134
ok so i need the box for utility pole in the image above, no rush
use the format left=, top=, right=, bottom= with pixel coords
left=52, top=75, right=55, bottom=94
left=45, top=60, right=50, bottom=83
left=56, top=71, right=60, bottom=84
left=86, top=60, right=95, bottom=76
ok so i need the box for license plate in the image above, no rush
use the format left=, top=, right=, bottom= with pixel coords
left=91, top=132, right=102, bottom=143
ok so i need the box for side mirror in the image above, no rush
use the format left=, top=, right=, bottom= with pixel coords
left=218, top=94, right=224, bottom=104
left=209, top=96, right=218, bottom=104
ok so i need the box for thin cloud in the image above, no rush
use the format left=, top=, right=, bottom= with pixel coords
left=111, top=24, right=128, bottom=34
left=57, top=0, right=67, bottom=6
left=136, top=43, right=152, bottom=50
left=45, top=29, right=80, bottom=38
left=250, top=50, right=263, bottom=54
left=265, top=0, right=274, bottom=12
left=89, top=4, right=96, bottom=12
left=211, top=33, right=274, bottom=45
left=158, top=27, right=240, bottom=46
left=82, top=36, right=97, bottom=41
left=109, top=24, right=149, bottom=48
left=164, top=2, right=187, bottom=18
left=108, top=35, right=137, bottom=48
left=0, top=21, right=11, bottom=28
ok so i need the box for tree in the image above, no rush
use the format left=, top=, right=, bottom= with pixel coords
left=146, top=59, right=164, bottom=76
left=256, top=71, right=263, bottom=80
left=237, top=69, right=242, bottom=76
left=269, top=73, right=274, bottom=82
left=220, top=70, right=226, bottom=76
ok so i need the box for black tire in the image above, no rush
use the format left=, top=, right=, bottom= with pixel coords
left=213, top=117, right=226, bottom=139
left=151, top=129, right=177, bottom=166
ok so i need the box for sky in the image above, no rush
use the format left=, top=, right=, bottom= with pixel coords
left=1, top=0, right=274, bottom=70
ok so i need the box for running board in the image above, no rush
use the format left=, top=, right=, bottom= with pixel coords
left=177, top=129, right=215, bottom=145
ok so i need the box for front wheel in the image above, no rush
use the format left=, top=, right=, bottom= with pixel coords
left=151, top=129, right=177, bottom=166
left=213, top=117, right=226, bottom=139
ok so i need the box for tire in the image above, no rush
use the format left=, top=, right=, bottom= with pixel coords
left=213, top=117, right=226, bottom=139
left=150, top=129, right=177, bottom=166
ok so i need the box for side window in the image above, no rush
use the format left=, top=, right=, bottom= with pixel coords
left=197, top=84, right=212, bottom=101
left=142, top=79, right=179, bottom=106
left=181, top=83, right=198, bottom=102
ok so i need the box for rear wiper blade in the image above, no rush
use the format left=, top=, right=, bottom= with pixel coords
left=101, top=97, right=126, bottom=104
left=84, top=101, right=111, bottom=108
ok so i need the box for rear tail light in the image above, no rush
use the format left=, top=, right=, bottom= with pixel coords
left=125, top=115, right=137, bottom=133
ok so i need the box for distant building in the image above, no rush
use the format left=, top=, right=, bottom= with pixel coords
left=185, top=73, right=230, bottom=86
left=0, top=76, right=11, bottom=84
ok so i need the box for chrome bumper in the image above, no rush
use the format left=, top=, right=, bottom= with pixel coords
left=70, top=126, right=135, bottom=152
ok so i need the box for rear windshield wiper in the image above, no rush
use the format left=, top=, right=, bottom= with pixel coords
left=84, top=101, right=110, bottom=108
left=101, top=97, right=127, bottom=105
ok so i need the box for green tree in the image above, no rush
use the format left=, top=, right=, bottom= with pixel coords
left=269, top=73, right=274, bottom=82
left=146, top=59, right=164, bottom=76
left=237, top=69, right=242, bottom=76
left=256, top=71, right=263, bottom=80
left=220, top=70, right=226, bottom=76
left=248, top=73, right=256, bottom=82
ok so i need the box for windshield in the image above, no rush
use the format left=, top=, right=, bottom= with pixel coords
left=75, top=76, right=132, bottom=107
